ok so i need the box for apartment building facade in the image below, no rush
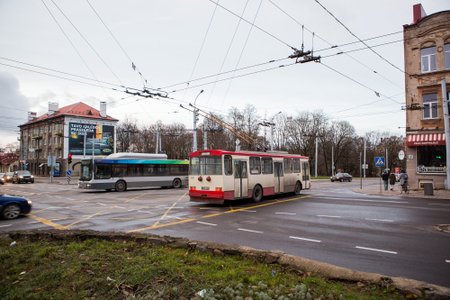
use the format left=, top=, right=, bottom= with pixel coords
left=403, top=4, right=450, bottom=189
left=19, top=101, right=118, bottom=176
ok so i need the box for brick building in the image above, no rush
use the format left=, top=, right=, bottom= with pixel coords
left=19, top=101, right=118, bottom=176
left=403, top=4, right=450, bottom=189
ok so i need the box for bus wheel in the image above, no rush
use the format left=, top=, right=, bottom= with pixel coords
left=294, top=181, right=302, bottom=195
left=172, top=178, right=182, bottom=188
left=115, top=180, right=127, bottom=192
left=252, top=185, right=263, bottom=202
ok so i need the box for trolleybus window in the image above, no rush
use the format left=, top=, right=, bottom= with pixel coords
left=284, top=158, right=293, bottom=174
left=234, top=161, right=248, bottom=178
left=249, top=157, right=261, bottom=174
left=293, top=158, right=301, bottom=173
left=189, top=156, right=222, bottom=175
left=262, top=157, right=273, bottom=174
left=224, top=155, right=233, bottom=175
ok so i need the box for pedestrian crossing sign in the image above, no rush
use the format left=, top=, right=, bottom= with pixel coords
left=374, top=156, right=385, bottom=167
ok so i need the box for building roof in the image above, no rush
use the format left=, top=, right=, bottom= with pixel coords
left=20, top=102, right=118, bottom=127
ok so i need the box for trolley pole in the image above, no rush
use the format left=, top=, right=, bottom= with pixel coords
left=441, top=79, right=450, bottom=189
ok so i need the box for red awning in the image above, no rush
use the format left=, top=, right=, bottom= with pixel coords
left=406, top=133, right=446, bottom=146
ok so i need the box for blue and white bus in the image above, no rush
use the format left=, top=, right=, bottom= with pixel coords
left=78, top=153, right=189, bottom=192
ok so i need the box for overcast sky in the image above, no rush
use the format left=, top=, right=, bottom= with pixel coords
left=1, top=0, right=449, bottom=148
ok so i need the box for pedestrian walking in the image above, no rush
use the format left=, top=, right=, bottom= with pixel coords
left=399, top=169, right=409, bottom=194
left=381, top=170, right=389, bottom=191
left=389, top=172, right=396, bottom=191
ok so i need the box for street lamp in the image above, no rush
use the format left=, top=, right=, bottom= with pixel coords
left=192, top=90, right=204, bottom=152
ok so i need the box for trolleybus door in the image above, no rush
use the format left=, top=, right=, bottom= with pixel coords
left=234, top=160, right=248, bottom=198
left=274, top=162, right=284, bottom=193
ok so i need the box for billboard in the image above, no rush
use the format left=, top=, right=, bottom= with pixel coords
left=69, top=122, right=115, bottom=156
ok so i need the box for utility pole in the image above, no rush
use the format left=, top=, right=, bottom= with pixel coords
left=363, top=137, right=367, bottom=178
left=203, top=124, right=208, bottom=150
left=315, top=136, right=318, bottom=178
left=441, top=78, right=450, bottom=189
left=192, top=90, right=204, bottom=152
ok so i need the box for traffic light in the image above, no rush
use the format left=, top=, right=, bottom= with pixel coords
left=68, top=153, right=72, bottom=164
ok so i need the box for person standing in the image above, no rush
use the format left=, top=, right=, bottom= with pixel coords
left=399, top=169, right=408, bottom=193
left=389, top=172, right=396, bottom=191
left=381, top=170, right=389, bottom=191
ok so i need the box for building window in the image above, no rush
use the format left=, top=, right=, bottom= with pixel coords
left=417, top=146, right=446, bottom=173
left=445, top=43, right=450, bottom=69
left=421, top=46, right=436, bottom=72
left=423, top=93, right=438, bottom=119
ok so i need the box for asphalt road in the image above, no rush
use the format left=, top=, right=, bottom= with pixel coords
left=1, top=178, right=449, bottom=287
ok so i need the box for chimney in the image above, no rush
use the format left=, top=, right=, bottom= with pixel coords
left=100, top=101, right=107, bottom=117
left=48, top=102, right=59, bottom=115
left=413, top=4, right=426, bottom=24
left=28, top=111, right=37, bottom=121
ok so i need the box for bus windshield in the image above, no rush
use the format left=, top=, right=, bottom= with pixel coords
left=190, top=156, right=222, bottom=175
left=80, top=160, right=92, bottom=181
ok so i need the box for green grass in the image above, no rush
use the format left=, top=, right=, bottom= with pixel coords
left=0, top=234, right=407, bottom=299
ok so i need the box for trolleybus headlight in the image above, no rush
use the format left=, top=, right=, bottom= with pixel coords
left=206, top=176, right=211, bottom=182
left=198, top=176, right=203, bottom=181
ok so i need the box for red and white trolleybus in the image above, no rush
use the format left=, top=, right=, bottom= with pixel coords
left=188, top=149, right=311, bottom=203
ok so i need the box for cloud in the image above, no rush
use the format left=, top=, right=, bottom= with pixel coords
left=0, top=71, right=30, bottom=147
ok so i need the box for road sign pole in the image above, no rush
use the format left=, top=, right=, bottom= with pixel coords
left=379, top=167, right=382, bottom=193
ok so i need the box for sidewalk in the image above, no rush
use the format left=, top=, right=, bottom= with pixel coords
left=34, top=176, right=76, bottom=185
left=353, top=182, right=450, bottom=200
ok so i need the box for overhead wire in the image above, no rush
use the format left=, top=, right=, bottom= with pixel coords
left=268, top=0, right=402, bottom=89
left=220, top=0, right=263, bottom=106
left=40, top=0, right=99, bottom=82
left=206, top=0, right=251, bottom=105
left=85, top=0, right=150, bottom=88
left=49, top=0, right=124, bottom=85
left=313, top=0, right=407, bottom=75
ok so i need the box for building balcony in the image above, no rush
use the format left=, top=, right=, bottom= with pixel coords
left=55, top=132, right=64, bottom=137
left=416, top=165, right=446, bottom=174
left=32, top=135, right=43, bottom=140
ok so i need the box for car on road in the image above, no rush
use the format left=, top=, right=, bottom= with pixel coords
left=12, top=170, right=34, bottom=184
left=330, top=172, right=353, bottom=182
left=3, top=172, right=14, bottom=183
left=0, top=173, right=4, bottom=184
left=0, top=194, right=32, bottom=220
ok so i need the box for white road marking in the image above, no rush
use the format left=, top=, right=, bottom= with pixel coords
left=317, top=215, right=342, bottom=218
left=127, top=209, right=136, bottom=212
left=275, top=212, right=296, bottom=216
left=445, top=260, right=450, bottom=263
left=322, top=197, right=408, bottom=204
left=428, top=203, right=450, bottom=207
left=199, top=207, right=220, bottom=210
left=237, top=228, right=263, bottom=234
left=0, top=224, right=12, bottom=228
left=196, top=221, right=217, bottom=226
left=239, top=210, right=257, bottom=213
left=355, top=246, right=397, bottom=255
left=365, top=218, right=394, bottom=222
left=115, top=206, right=126, bottom=209
left=289, top=236, right=321, bottom=243
left=97, top=203, right=107, bottom=206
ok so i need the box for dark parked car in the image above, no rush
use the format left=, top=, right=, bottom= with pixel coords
left=12, top=170, right=34, bottom=184
left=0, top=194, right=32, bottom=220
left=330, top=172, right=353, bottom=182
left=3, top=172, right=14, bottom=183
left=0, top=173, right=4, bottom=184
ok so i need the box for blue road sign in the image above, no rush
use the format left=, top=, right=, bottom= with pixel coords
left=66, top=169, right=73, bottom=176
left=374, top=156, right=385, bottom=167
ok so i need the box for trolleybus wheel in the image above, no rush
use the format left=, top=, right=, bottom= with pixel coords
left=115, top=180, right=127, bottom=192
left=172, top=178, right=182, bottom=189
left=294, top=181, right=302, bottom=195
left=252, top=185, right=263, bottom=202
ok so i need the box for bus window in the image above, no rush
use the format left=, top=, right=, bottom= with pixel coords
left=113, top=165, right=127, bottom=177
left=224, top=155, right=233, bottom=176
left=204, top=157, right=222, bottom=175
left=262, top=157, right=273, bottom=174
left=190, top=157, right=200, bottom=175
left=95, top=164, right=112, bottom=179
left=128, top=165, right=143, bottom=177
left=143, top=165, right=155, bottom=176
left=293, top=159, right=301, bottom=173
left=169, top=164, right=188, bottom=175
left=80, top=161, right=92, bottom=180
left=249, top=157, right=261, bottom=174
left=284, top=158, right=293, bottom=174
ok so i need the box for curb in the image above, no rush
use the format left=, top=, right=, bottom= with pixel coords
left=5, top=230, right=450, bottom=299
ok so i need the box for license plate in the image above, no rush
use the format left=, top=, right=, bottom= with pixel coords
left=201, top=186, right=210, bottom=190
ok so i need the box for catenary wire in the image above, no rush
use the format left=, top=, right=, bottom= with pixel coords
left=48, top=0, right=123, bottom=85
left=85, top=0, right=150, bottom=88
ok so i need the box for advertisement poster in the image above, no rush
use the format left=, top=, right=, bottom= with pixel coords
left=69, top=122, right=115, bottom=156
